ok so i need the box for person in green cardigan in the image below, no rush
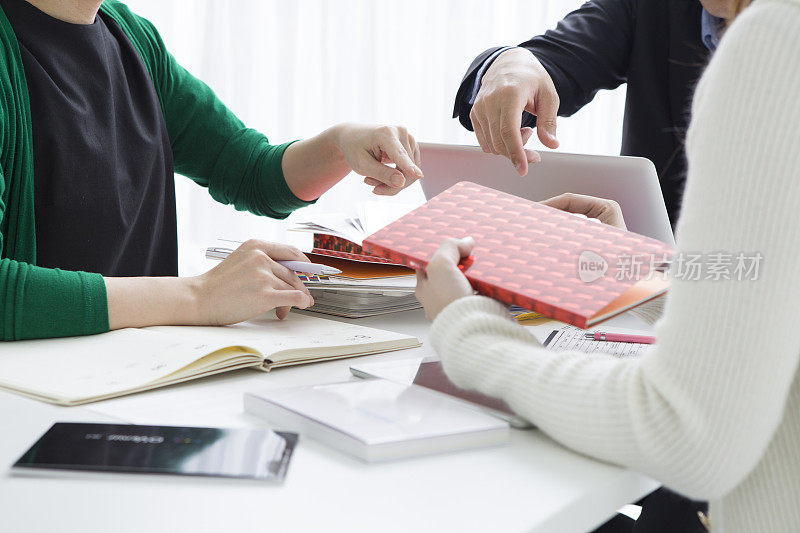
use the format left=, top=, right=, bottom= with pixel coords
left=0, top=0, right=424, bottom=340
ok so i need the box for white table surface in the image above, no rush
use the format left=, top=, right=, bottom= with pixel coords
left=0, top=308, right=658, bottom=533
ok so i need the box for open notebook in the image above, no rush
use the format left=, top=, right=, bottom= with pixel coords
left=0, top=313, right=421, bottom=406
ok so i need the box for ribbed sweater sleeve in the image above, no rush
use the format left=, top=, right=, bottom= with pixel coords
left=0, top=258, right=108, bottom=340
left=156, top=49, right=312, bottom=219
left=431, top=0, right=800, bottom=513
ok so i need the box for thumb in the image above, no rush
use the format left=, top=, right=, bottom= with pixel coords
left=455, top=236, right=475, bottom=258
left=520, top=127, right=541, bottom=164
left=356, top=154, right=405, bottom=188
left=437, top=237, right=475, bottom=265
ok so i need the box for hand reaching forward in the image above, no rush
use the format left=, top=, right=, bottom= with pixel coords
left=470, top=47, right=560, bottom=176
left=331, top=123, right=424, bottom=196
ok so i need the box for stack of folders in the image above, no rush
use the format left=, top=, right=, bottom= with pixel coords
left=296, top=254, right=419, bottom=318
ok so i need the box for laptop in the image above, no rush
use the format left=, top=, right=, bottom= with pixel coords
left=419, top=143, right=674, bottom=245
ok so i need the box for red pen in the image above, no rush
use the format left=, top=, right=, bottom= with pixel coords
left=585, top=332, right=656, bottom=344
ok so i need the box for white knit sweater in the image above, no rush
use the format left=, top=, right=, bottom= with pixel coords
left=430, top=2, right=800, bottom=531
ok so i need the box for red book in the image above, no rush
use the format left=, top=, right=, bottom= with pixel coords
left=311, top=234, right=400, bottom=265
left=362, top=182, right=673, bottom=328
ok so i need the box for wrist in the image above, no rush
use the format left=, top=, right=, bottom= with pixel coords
left=178, top=276, right=206, bottom=325
left=106, top=275, right=206, bottom=330
left=487, top=47, right=540, bottom=82
left=495, top=47, right=536, bottom=67
left=281, top=126, right=351, bottom=201
left=324, top=123, right=350, bottom=164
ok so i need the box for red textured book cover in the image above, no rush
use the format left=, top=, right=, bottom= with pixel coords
left=362, top=182, right=673, bottom=328
left=313, top=234, right=366, bottom=254
left=312, top=234, right=401, bottom=265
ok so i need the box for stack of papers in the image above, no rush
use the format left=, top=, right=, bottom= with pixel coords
left=208, top=205, right=421, bottom=318
left=207, top=243, right=419, bottom=318
left=296, top=253, right=419, bottom=318
left=286, top=202, right=422, bottom=317
left=541, top=326, right=651, bottom=357
left=303, top=287, right=419, bottom=318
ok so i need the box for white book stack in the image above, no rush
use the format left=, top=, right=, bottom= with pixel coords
left=244, top=379, right=509, bottom=462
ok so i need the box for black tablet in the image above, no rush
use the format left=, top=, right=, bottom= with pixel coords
left=12, top=422, right=297, bottom=482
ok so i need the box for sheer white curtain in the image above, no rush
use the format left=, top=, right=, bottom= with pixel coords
left=124, top=0, right=626, bottom=275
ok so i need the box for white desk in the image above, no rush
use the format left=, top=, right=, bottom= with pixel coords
left=0, top=309, right=658, bottom=533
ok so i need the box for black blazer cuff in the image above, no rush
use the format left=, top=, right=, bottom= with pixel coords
left=452, top=46, right=507, bottom=131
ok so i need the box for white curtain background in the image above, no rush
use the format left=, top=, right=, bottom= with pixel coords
left=123, top=0, right=627, bottom=275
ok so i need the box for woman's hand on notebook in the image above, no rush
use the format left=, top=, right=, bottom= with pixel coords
left=415, top=237, right=475, bottom=321
left=105, top=240, right=314, bottom=330
left=541, top=193, right=627, bottom=230
left=194, top=240, right=315, bottom=323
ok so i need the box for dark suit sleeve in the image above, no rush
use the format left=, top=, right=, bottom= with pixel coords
left=452, top=46, right=506, bottom=131
left=453, top=0, right=637, bottom=131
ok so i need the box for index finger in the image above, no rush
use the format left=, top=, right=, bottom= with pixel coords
left=499, top=105, right=527, bottom=176
left=268, top=260, right=313, bottom=298
left=262, top=243, right=310, bottom=262
left=241, top=239, right=310, bottom=262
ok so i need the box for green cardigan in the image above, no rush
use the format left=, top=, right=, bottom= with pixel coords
left=0, top=1, right=311, bottom=340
